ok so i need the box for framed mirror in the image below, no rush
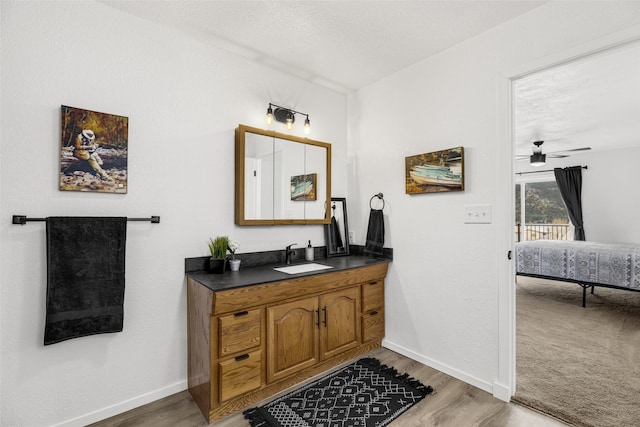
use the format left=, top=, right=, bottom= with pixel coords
left=235, top=124, right=332, bottom=225
left=325, top=197, right=350, bottom=257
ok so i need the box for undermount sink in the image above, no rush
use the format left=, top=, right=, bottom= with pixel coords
left=273, top=263, right=334, bottom=275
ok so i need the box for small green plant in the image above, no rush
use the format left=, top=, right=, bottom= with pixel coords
left=208, top=236, right=229, bottom=259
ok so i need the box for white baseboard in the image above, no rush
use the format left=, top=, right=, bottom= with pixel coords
left=492, top=381, right=512, bottom=402
left=50, top=380, right=188, bottom=427
left=382, top=339, right=495, bottom=395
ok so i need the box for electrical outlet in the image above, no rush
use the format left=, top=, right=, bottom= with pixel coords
left=349, top=231, right=355, bottom=244
left=464, top=204, right=492, bottom=224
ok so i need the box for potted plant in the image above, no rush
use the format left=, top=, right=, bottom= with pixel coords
left=207, top=236, right=229, bottom=274
left=228, top=239, right=240, bottom=271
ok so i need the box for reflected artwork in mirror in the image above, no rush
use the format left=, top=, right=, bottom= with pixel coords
left=325, top=197, right=350, bottom=257
left=235, top=124, right=331, bottom=225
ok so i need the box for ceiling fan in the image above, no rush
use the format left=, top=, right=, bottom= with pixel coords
left=516, top=140, right=591, bottom=167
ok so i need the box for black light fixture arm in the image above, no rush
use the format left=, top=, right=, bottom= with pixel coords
left=266, top=103, right=311, bottom=132
left=268, top=103, right=308, bottom=118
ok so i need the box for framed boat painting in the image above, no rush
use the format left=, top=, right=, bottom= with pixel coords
left=405, top=147, right=464, bottom=194
left=60, top=105, right=128, bottom=193
left=291, top=173, right=317, bottom=201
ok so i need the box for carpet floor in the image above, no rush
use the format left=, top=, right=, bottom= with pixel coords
left=514, top=276, right=640, bottom=426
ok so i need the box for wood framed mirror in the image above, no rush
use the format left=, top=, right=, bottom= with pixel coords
left=325, top=197, right=350, bottom=256
left=235, top=124, right=332, bottom=225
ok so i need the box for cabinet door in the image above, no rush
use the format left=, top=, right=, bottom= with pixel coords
left=267, top=297, right=319, bottom=383
left=319, top=287, right=361, bottom=360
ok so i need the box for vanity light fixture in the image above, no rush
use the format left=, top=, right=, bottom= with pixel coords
left=266, top=103, right=311, bottom=134
left=530, top=152, right=546, bottom=167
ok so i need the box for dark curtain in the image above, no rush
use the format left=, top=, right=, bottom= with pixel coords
left=554, top=166, right=585, bottom=241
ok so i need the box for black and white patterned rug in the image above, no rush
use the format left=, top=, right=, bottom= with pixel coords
left=243, top=357, right=434, bottom=427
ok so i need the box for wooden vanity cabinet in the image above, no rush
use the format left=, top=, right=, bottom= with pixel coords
left=319, top=287, right=361, bottom=359
left=216, top=308, right=263, bottom=402
left=267, top=296, right=319, bottom=383
left=361, top=279, right=385, bottom=342
left=267, top=286, right=361, bottom=383
left=187, top=262, right=388, bottom=423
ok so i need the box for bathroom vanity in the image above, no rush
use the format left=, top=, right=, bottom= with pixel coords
left=186, top=256, right=390, bottom=422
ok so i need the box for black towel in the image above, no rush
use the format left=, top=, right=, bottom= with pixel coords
left=364, top=209, right=384, bottom=256
left=45, top=217, right=127, bottom=345
left=329, top=216, right=344, bottom=251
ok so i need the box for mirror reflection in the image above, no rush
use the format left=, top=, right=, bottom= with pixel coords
left=325, top=198, right=350, bottom=257
left=236, top=124, right=331, bottom=225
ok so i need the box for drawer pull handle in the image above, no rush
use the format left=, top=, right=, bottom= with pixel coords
left=234, top=310, right=249, bottom=317
left=370, top=311, right=379, bottom=316
left=316, top=308, right=320, bottom=328
left=323, top=307, right=327, bottom=327
left=235, top=354, right=250, bottom=362
left=368, top=281, right=378, bottom=285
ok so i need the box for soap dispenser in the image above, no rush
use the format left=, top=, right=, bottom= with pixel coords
left=305, top=240, right=314, bottom=261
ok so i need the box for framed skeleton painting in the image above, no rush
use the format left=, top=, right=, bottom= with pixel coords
left=60, top=105, right=128, bottom=193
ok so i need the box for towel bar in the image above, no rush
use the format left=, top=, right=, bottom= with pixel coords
left=12, top=215, right=160, bottom=225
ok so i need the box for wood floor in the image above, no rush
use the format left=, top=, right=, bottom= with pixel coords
left=90, top=347, right=567, bottom=427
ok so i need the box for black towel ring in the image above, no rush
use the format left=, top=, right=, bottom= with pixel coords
left=369, top=193, right=385, bottom=210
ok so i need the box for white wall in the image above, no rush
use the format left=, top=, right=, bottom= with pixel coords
left=572, top=147, right=640, bottom=244
left=3, top=1, right=640, bottom=425
left=0, top=2, right=347, bottom=426
left=348, top=1, right=640, bottom=399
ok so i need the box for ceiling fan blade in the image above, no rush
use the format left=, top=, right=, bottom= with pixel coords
left=547, top=154, right=569, bottom=158
left=545, top=147, right=591, bottom=155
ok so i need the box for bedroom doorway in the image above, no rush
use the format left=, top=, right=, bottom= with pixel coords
left=510, top=38, right=640, bottom=425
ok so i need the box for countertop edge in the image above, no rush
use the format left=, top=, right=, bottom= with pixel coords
left=186, top=255, right=392, bottom=292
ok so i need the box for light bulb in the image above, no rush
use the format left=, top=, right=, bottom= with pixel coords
left=266, top=105, right=273, bottom=125
left=304, top=116, right=310, bottom=134
left=286, top=112, right=294, bottom=130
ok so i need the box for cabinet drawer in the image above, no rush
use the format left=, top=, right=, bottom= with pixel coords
left=361, top=280, right=384, bottom=313
left=218, top=350, right=262, bottom=402
left=362, top=308, right=385, bottom=342
left=218, top=309, right=262, bottom=358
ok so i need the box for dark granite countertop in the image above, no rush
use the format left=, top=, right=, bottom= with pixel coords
left=186, top=254, right=392, bottom=292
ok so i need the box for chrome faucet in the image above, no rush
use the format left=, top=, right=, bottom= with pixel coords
left=285, top=243, right=297, bottom=264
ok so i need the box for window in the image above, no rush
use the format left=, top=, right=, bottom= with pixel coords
left=515, top=179, right=570, bottom=242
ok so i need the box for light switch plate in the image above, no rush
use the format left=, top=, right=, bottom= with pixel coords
left=464, top=204, right=492, bottom=224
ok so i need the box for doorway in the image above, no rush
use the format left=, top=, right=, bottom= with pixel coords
left=507, top=37, right=640, bottom=422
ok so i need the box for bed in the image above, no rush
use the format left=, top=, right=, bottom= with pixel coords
left=515, top=240, right=640, bottom=307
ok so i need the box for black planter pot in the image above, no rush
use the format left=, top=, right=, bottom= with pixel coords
left=209, top=258, right=227, bottom=274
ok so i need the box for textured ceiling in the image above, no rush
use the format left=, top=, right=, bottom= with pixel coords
left=100, top=1, right=639, bottom=156
left=515, top=41, right=640, bottom=158
left=100, top=0, right=547, bottom=93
